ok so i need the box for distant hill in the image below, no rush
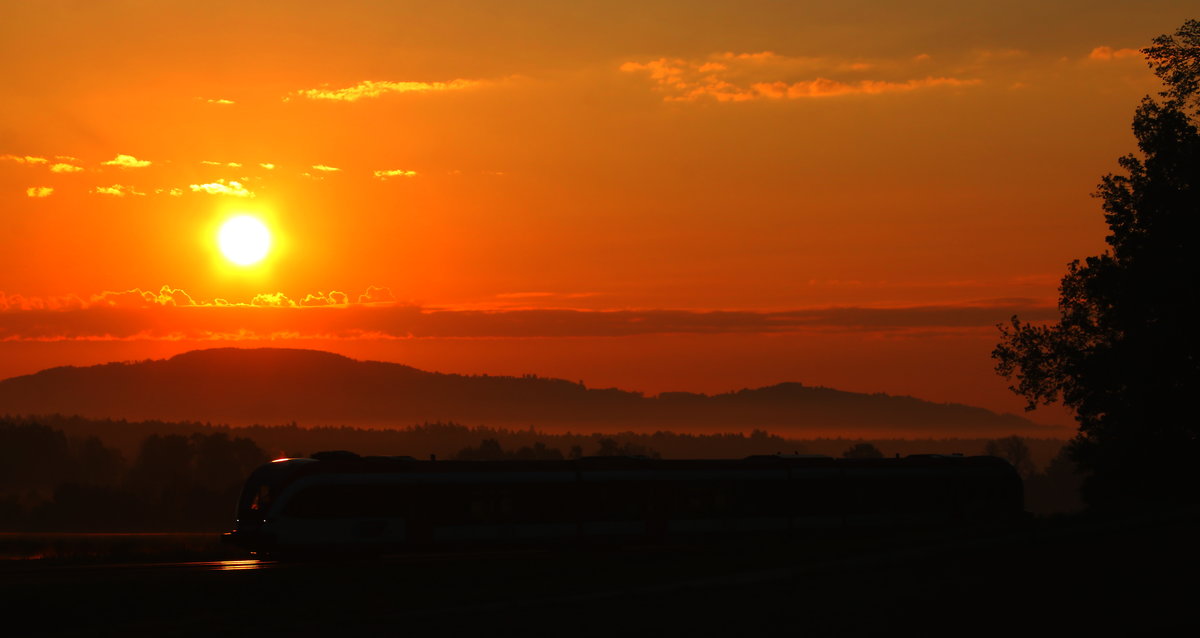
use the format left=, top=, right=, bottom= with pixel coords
left=0, top=347, right=1063, bottom=437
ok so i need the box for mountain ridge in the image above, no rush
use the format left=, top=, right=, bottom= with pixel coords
left=0, top=347, right=1064, bottom=437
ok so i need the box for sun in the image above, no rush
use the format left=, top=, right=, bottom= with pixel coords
left=217, top=215, right=272, bottom=266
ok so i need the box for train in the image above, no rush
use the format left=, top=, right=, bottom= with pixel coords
left=222, top=451, right=1024, bottom=555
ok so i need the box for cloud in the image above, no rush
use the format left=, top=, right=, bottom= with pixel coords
left=3, top=156, right=84, bottom=173
left=203, top=98, right=235, bottom=105
left=102, top=154, right=151, bottom=168
left=259, top=163, right=275, bottom=170
left=358, top=286, right=396, bottom=304
left=91, top=184, right=145, bottom=196
left=0, top=291, right=86, bottom=311
left=311, top=164, right=340, bottom=172
left=301, top=291, right=350, bottom=306
left=91, top=286, right=196, bottom=309
left=373, top=169, right=417, bottom=179
left=495, top=292, right=556, bottom=299
left=1, top=155, right=48, bottom=164
left=0, top=287, right=1058, bottom=342
left=621, top=52, right=980, bottom=102
left=1088, top=46, right=1142, bottom=61
left=250, top=292, right=296, bottom=307
left=189, top=179, right=254, bottom=197
left=25, top=187, right=53, bottom=198
left=751, top=77, right=977, bottom=99
left=292, top=79, right=478, bottom=102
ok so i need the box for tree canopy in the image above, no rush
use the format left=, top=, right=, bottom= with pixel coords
left=993, top=19, right=1200, bottom=510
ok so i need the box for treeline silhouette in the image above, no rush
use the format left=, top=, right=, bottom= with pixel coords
left=0, top=422, right=266, bottom=531
left=1, top=416, right=1081, bottom=530
left=2, top=414, right=1071, bottom=466
left=454, top=437, right=661, bottom=460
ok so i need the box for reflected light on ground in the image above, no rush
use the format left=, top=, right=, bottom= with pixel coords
left=212, top=559, right=268, bottom=571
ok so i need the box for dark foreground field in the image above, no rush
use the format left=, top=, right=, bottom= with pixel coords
left=3, top=510, right=1196, bottom=637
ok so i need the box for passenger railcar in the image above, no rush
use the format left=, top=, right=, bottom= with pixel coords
left=222, top=452, right=1023, bottom=555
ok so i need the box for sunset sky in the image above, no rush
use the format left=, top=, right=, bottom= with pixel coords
left=2, top=1, right=1193, bottom=427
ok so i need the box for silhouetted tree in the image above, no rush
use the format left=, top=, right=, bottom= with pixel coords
left=1024, top=446, right=1085, bottom=516
left=510, top=442, right=564, bottom=460
left=593, top=437, right=661, bottom=458
left=0, top=422, right=70, bottom=490
left=191, top=432, right=268, bottom=491
left=455, top=439, right=507, bottom=460
left=984, top=436, right=1035, bottom=479
left=127, top=434, right=194, bottom=499
left=842, top=442, right=884, bottom=459
left=993, top=20, right=1200, bottom=509
left=68, top=436, right=126, bottom=486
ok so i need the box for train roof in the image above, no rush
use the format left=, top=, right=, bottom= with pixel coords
left=254, top=451, right=1015, bottom=482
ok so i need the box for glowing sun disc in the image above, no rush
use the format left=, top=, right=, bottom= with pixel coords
left=218, top=215, right=272, bottom=266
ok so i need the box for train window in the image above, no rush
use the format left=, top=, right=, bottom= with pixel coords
left=581, top=481, right=647, bottom=521
left=237, top=481, right=278, bottom=519
left=733, top=479, right=790, bottom=517
left=509, top=484, right=573, bottom=524
left=791, top=476, right=841, bottom=516
left=250, top=485, right=272, bottom=512
left=284, top=484, right=407, bottom=519
left=414, top=484, right=517, bottom=525
left=467, top=487, right=513, bottom=521
left=668, top=481, right=732, bottom=517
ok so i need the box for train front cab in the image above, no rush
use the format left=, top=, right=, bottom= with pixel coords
left=222, top=458, right=317, bottom=553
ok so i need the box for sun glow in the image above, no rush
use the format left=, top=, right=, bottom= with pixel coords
left=218, top=215, right=272, bottom=266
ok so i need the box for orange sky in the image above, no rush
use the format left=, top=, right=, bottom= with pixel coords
left=2, top=2, right=1193, bottom=427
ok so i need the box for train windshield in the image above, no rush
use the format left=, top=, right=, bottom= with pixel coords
left=235, top=461, right=308, bottom=521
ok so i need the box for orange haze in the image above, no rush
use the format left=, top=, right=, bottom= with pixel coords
left=2, top=2, right=1189, bottom=428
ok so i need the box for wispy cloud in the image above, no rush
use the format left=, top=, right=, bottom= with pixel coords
left=373, top=169, right=417, bottom=179
left=2, top=155, right=84, bottom=173
left=25, top=187, right=53, bottom=198
left=101, top=154, right=151, bottom=168
left=259, top=163, right=275, bottom=170
left=201, top=160, right=242, bottom=168
left=91, top=184, right=145, bottom=197
left=291, top=79, right=478, bottom=102
left=753, top=77, right=977, bottom=99
left=1, top=155, right=48, bottom=164
left=1087, top=46, right=1142, bottom=61
left=189, top=179, right=254, bottom=197
left=0, top=286, right=1057, bottom=342
left=621, top=51, right=980, bottom=102
left=311, top=164, right=340, bottom=172
left=202, top=97, right=235, bottom=105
